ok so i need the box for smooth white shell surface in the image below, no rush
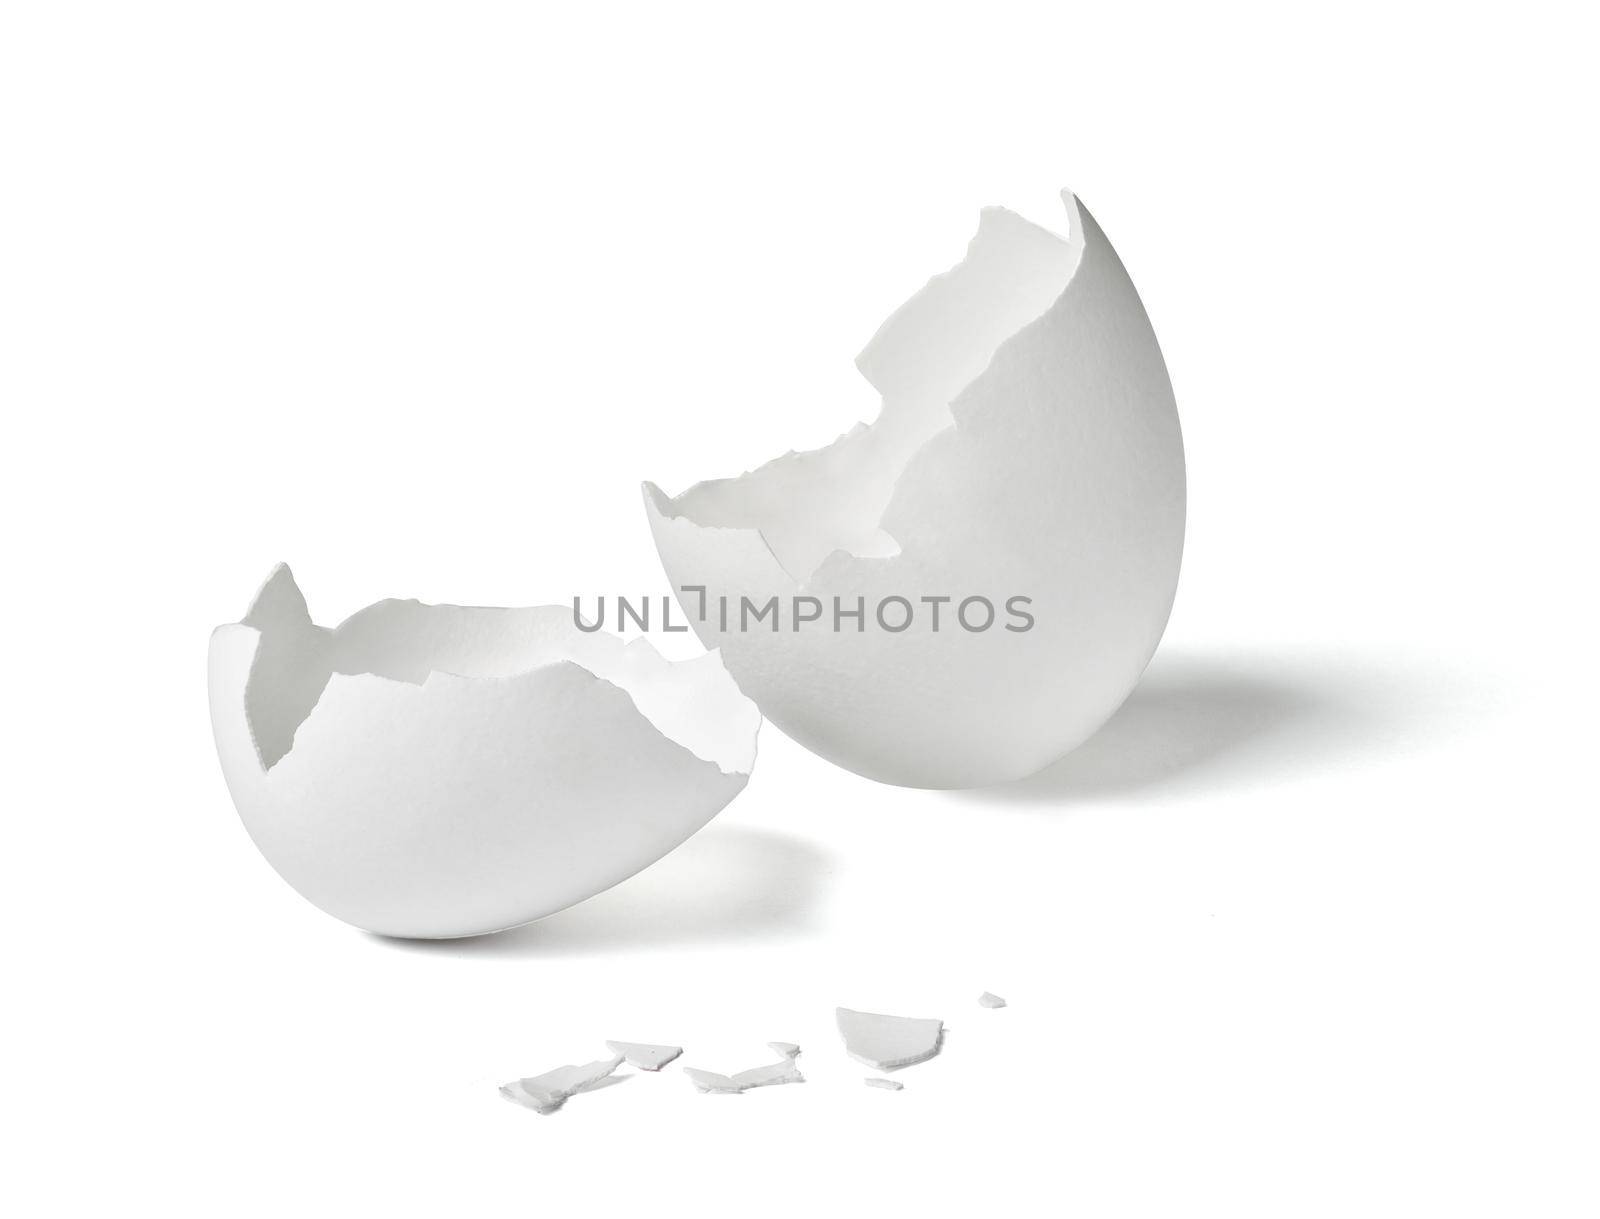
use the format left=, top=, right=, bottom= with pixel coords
left=209, top=566, right=759, bottom=939
left=646, top=192, right=1185, bottom=788
left=836, top=1008, right=945, bottom=1071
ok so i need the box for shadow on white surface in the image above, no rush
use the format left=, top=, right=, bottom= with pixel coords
left=964, top=651, right=1448, bottom=805
left=374, top=824, right=830, bottom=957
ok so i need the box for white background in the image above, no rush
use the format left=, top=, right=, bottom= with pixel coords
left=4, top=2, right=1597, bottom=1215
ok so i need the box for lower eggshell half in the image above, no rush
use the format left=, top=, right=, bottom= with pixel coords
left=645, top=196, right=1184, bottom=789
left=209, top=625, right=749, bottom=939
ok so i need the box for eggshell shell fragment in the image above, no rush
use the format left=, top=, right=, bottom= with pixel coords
left=683, top=1057, right=804, bottom=1093
left=209, top=566, right=759, bottom=939
left=836, top=1008, right=945, bottom=1071
left=606, top=1041, right=684, bottom=1071
left=646, top=192, right=1184, bottom=788
left=500, top=1055, right=625, bottom=1115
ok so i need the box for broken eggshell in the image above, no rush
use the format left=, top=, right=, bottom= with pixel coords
left=836, top=1008, right=945, bottom=1071
left=684, top=1055, right=805, bottom=1094
left=645, top=191, right=1184, bottom=789
left=208, top=565, right=760, bottom=939
left=501, top=1055, right=626, bottom=1115
left=606, top=1041, right=684, bottom=1071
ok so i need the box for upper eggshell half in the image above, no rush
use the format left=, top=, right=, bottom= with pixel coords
left=645, top=193, right=1184, bottom=788
left=209, top=566, right=758, bottom=938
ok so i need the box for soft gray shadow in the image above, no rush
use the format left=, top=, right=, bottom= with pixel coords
left=962, top=651, right=1441, bottom=806
left=374, top=824, right=831, bottom=958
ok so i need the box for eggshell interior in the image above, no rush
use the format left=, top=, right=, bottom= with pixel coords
left=209, top=566, right=759, bottom=938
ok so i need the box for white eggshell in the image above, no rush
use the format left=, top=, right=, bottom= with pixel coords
left=645, top=191, right=1184, bottom=788
left=209, top=566, right=759, bottom=938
